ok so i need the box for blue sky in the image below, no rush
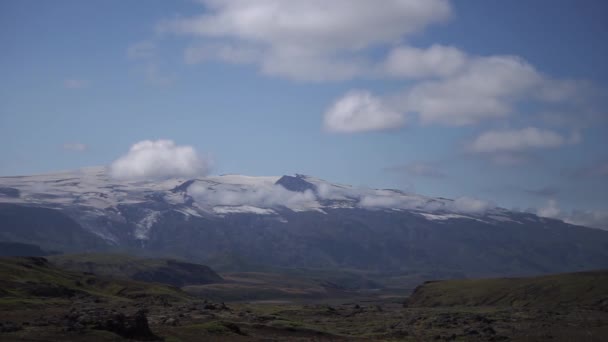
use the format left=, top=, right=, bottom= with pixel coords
left=1, top=0, right=607, bottom=223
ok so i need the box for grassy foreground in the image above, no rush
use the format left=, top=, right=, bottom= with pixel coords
left=0, top=256, right=607, bottom=341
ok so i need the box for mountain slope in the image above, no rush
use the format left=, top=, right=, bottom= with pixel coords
left=0, top=203, right=108, bottom=252
left=405, top=270, right=608, bottom=309
left=49, top=254, right=223, bottom=287
left=0, top=256, right=192, bottom=303
left=0, top=241, right=54, bottom=257
left=1, top=168, right=608, bottom=278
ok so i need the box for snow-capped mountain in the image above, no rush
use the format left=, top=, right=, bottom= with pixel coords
left=0, top=167, right=518, bottom=240
left=1, top=167, right=608, bottom=277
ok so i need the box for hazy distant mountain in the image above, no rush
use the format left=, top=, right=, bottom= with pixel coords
left=1, top=167, right=607, bottom=277
left=0, top=241, right=53, bottom=257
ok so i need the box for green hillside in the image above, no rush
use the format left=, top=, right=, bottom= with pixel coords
left=2, top=257, right=607, bottom=341
left=405, top=270, right=608, bottom=308
left=49, top=253, right=223, bottom=287
left=0, top=256, right=192, bottom=305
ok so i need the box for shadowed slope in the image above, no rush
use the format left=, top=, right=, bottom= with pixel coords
left=49, top=253, right=223, bottom=287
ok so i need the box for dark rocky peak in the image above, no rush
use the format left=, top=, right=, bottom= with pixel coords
left=275, top=175, right=316, bottom=193
left=171, top=179, right=196, bottom=193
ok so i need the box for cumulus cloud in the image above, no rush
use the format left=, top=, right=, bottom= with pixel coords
left=386, top=162, right=446, bottom=178
left=468, top=127, right=568, bottom=153
left=109, top=140, right=210, bottom=180
left=399, top=55, right=543, bottom=126
left=323, top=90, right=405, bottom=133
left=159, top=0, right=451, bottom=81
left=383, top=44, right=467, bottom=79
left=392, top=53, right=603, bottom=127
left=62, top=143, right=88, bottom=152
left=151, top=0, right=599, bottom=135
left=149, top=0, right=601, bottom=137
left=326, top=50, right=591, bottom=131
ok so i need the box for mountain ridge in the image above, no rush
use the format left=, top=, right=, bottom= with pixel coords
left=1, top=168, right=608, bottom=278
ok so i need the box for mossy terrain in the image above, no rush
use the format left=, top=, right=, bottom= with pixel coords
left=49, top=253, right=224, bottom=287
left=405, top=270, right=608, bottom=308
left=1, top=256, right=607, bottom=341
left=0, top=256, right=192, bottom=305
left=183, top=267, right=410, bottom=303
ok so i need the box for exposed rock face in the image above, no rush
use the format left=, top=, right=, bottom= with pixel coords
left=275, top=175, right=316, bottom=193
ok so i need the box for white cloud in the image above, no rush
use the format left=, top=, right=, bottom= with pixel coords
left=469, top=127, right=568, bottom=153
left=565, top=209, right=608, bottom=231
left=536, top=200, right=608, bottom=231
left=109, top=140, right=210, bottom=180
left=537, top=199, right=561, bottom=219
left=323, top=90, right=405, bottom=133
left=316, top=183, right=359, bottom=201
left=160, top=0, right=451, bottom=81
left=64, top=79, right=88, bottom=89
left=400, top=55, right=543, bottom=125
left=188, top=182, right=317, bottom=209
left=359, top=195, right=405, bottom=209
left=358, top=191, right=492, bottom=215
left=320, top=54, right=539, bottom=129
left=448, top=197, right=492, bottom=214
left=359, top=193, right=427, bottom=210
left=258, top=48, right=370, bottom=81
left=153, top=0, right=598, bottom=134
left=62, top=143, right=88, bottom=152
left=324, top=49, right=590, bottom=130
left=383, top=44, right=467, bottom=79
